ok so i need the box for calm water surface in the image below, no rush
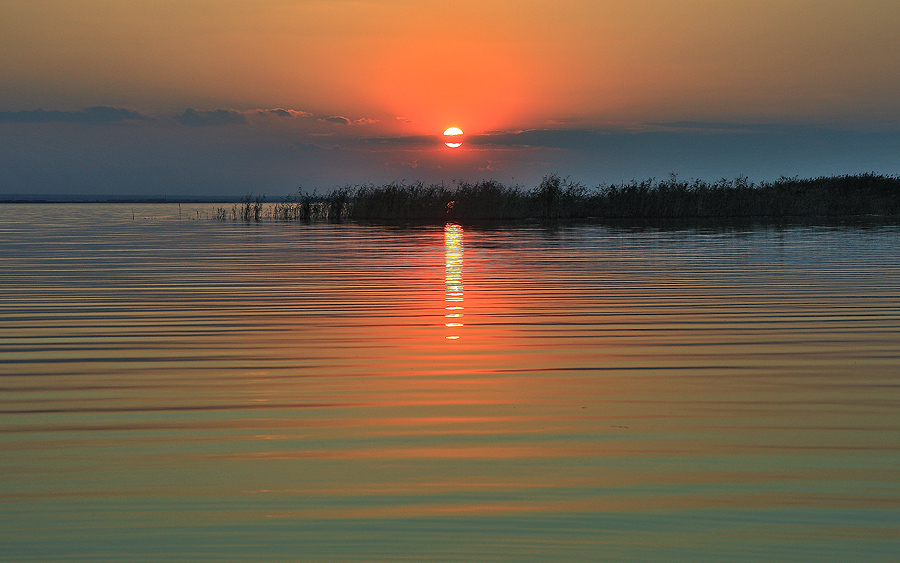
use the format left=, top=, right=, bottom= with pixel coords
left=1, top=204, right=898, bottom=562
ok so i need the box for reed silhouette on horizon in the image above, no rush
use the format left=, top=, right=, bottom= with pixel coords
left=215, top=173, right=900, bottom=224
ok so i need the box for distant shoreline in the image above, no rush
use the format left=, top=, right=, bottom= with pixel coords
left=0, top=195, right=242, bottom=204
left=4, top=174, right=899, bottom=225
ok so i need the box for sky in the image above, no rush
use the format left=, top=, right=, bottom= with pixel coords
left=2, top=0, right=899, bottom=198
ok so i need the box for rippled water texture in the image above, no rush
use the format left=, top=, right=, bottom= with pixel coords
left=2, top=204, right=898, bottom=562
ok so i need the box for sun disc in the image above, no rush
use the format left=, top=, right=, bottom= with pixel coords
left=443, top=126, right=463, bottom=148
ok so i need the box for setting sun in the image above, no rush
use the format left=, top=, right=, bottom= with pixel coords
left=443, top=127, right=463, bottom=148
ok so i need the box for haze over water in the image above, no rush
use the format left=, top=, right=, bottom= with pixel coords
left=1, top=204, right=898, bottom=562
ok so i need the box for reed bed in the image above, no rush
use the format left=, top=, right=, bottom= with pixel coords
left=215, top=173, right=900, bottom=224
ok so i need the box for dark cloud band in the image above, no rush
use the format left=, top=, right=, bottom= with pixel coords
left=175, top=108, right=247, bottom=127
left=0, top=106, right=150, bottom=124
left=321, top=116, right=351, bottom=125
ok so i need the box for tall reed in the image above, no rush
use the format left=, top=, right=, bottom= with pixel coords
left=215, top=173, right=900, bottom=224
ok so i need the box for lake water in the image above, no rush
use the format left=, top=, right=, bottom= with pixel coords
left=1, top=204, right=898, bottom=562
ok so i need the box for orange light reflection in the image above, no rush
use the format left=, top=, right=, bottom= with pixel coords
left=444, top=223, right=464, bottom=339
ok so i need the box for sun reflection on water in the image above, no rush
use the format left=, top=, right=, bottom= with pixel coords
left=444, top=223, right=464, bottom=339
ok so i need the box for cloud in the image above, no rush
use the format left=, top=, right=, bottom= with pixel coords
left=175, top=108, right=247, bottom=126
left=256, top=108, right=313, bottom=118
left=648, top=121, right=797, bottom=133
left=320, top=115, right=351, bottom=125
left=291, top=141, right=324, bottom=153
left=0, top=106, right=320, bottom=127
left=357, top=135, right=436, bottom=147
left=469, top=129, right=605, bottom=150
left=318, top=115, right=378, bottom=126
left=396, top=116, right=414, bottom=124
left=0, top=106, right=151, bottom=124
left=472, top=123, right=839, bottom=153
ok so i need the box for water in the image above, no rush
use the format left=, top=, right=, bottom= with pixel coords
left=1, top=204, right=898, bottom=562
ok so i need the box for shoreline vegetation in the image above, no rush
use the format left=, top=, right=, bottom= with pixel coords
left=218, top=173, right=900, bottom=225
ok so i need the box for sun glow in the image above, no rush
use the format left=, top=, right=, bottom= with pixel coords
left=443, top=127, right=464, bottom=148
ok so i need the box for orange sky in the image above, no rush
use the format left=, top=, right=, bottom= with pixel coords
left=2, top=0, right=900, bottom=195
left=4, top=0, right=900, bottom=132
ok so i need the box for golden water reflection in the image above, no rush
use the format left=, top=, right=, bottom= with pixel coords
left=3, top=208, right=900, bottom=562
left=444, top=223, right=464, bottom=339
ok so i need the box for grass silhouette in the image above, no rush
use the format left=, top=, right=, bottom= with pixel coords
left=216, top=173, right=900, bottom=224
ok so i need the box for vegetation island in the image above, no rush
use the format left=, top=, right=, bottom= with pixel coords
left=222, top=173, right=900, bottom=225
